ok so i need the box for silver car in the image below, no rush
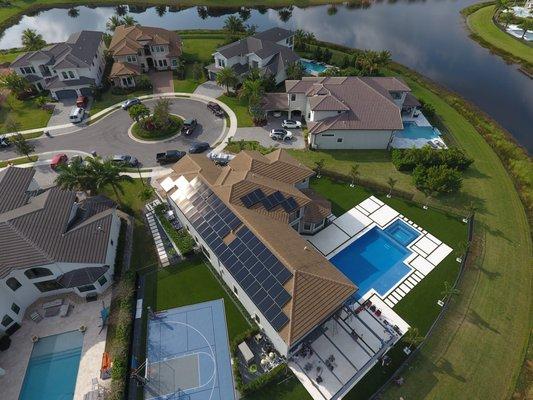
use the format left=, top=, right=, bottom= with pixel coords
left=121, top=98, right=141, bottom=110
left=281, top=119, right=302, bottom=129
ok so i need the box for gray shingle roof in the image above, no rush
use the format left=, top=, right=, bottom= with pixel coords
left=0, top=167, right=117, bottom=278
left=253, top=27, right=294, bottom=43
left=45, top=75, right=95, bottom=89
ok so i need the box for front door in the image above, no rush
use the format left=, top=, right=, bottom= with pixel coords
left=146, top=57, right=154, bottom=69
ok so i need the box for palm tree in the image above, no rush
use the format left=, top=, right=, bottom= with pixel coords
left=518, top=18, right=533, bottom=39
left=11, top=133, right=35, bottom=160
left=349, top=164, right=360, bottom=187
left=155, top=5, right=166, bottom=17
left=278, top=7, right=293, bottom=23
left=122, top=15, right=138, bottom=27
left=115, top=5, right=128, bottom=16
left=239, top=78, right=264, bottom=107
left=67, top=8, right=79, bottom=18
left=387, top=177, right=397, bottom=198
left=223, top=15, right=245, bottom=35
left=440, top=281, right=461, bottom=302
left=294, top=29, right=308, bottom=50
left=216, top=67, right=238, bottom=95
left=403, top=327, right=424, bottom=350
left=286, top=62, right=306, bottom=80
left=238, top=7, right=251, bottom=21
left=495, top=0, right=511, bottom=11
left=138, top=185, right=154, bottom=202
left=197, top=6, right=208, bottom=20
left=87, top=158, right=133, bottom=203
left=21, top=29, right=46, bottom=51
left=106, top=16, right=122, bottom=32
left=54, top=157, right=96, bottom=194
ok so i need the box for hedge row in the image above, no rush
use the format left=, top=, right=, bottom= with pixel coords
left=391, top=147, right=473, bottom=172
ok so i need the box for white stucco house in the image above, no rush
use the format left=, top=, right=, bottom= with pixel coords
left=10, top=31, right=107, bottom=100
left=0, top=167, right=121, bottom=336
left=285, top=76, right=421, bottom=149
left=207, top=27, right=300, bottom=85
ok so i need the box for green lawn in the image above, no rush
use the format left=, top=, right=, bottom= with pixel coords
left=466, top=4, right=533, bottom=67
left=218, top=95, right=254, bottom=127
left=144, top=257, right=251, bottom=341
left=181, top=37, right=225, bottom=64
left=0, top=155, right=37, bottom=167
left=0, top=95, right=52, bottom=133
left=90, top=88, right=152, bottom=115
left=0, top=49, right=24, bottom=64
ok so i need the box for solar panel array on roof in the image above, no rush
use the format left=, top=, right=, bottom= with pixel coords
left=173, top=178, right=292, bottom=331
left=240, top=189, right=299, bottom=213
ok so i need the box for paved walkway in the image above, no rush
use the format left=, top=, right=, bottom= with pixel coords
left=193, top=81, right=224, bottom=98
left=149, top=70, right=173, bottom=94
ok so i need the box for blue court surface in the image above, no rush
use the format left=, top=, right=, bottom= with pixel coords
left=144, top=299, right=235, bottom=400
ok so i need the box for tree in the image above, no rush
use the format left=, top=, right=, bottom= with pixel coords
left=191, top=62, right=204, bottom=81
left=441, top=281, right=460, bottom=301
left=289, top=59, right=311, bottom=80
left=403, top=327, right=424, bottom=350
left=278, top=7, right=293, bottom=22
left=11, top=133, right=35, bottom=160
left=387, top=177, right=397, bottom=198
left=0, top=72, right=30, bottom=98
left=152, top=98, right=171, bottom=129
left=196, top=6, right=208, bottom=19
left=216, top=67, right=238, bottom=95
left=138, top=185, right=154, bottom=202
left=499, top=12, right=514, bottom=28
left=349, top=164, right=360, bottom=187
left=87, top=158, right=133, bottom=203
left=294, top=29, right=308, bottom=50
left=4, top=117, right=19, bottom=134
left=245, top=24, right=258, bottom=36
left=21, top=29, right=46, bottom=51
left=238, top=7, right=251, bottom=21
left=314, top=159, right=325, bottom=178
left=155, top=5, right=166, bottom=17
left=54, top=157, right=96, bottom=194
left=223, top=15, right=245, bottom=35
left=128, top=103, right=150, bottom=123
left=327, top=5, right=338, bottom=15
left=239, top=78, right=264, bottom=107
left=67, top=8, right=79, bottom=18
left=115, top=5, right=128, bottom=16
left=495, top=0, right=511, bottom=11
left=413, top=165, right=462, bottom=195
left=106, top=16, right=122, bottom=32
left=122, top=15, right=138, bottom=27
left=518, top=18, right=533, bottom=39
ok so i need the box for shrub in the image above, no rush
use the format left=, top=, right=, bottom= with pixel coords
left=391, top=147, right=473, bottom=172
left=137, top=74, right=152, bottom=90
left=413, top=165, right=463, bottom=194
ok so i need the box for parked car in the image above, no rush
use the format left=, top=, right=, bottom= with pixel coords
left=0, top=136, right=10, bottom=148
left=181, top=118, right=198, bottom=135
left=207, top=102, right=224, bottom=117
left=281, top=119, right=302, bottom=129
left=207, top=151, right=235, bottom=166
left=121, top=98, right=141, bottom=110
left=76, top=95, right=89, bottom=108
left=188, top=142, right=210, bottom=154
left=69, top=106, right=85, bottom=123
left=269, top=129, right=293, bottom=141
left=112, top=154, right=138, bottom=167
left=50, top=153, right=68, bottom=170
left=156, top=150, right=186, bottom=164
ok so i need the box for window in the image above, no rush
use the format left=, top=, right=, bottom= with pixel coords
left=303, top=223, right=312, bottom=231
left=233, top=286, right=238, bottom=296
left=62, top=71, right=69, bottom=79
left=337, top=138, right=343, bottom=143
left=290, top=94, right=296, bottom=101
left=1, top=315, right=13, bottom=328
left=217, top=58, right=225, bottom=68
left=34, top=280, right=63, bottom=293
left=126, top=55, right=137, bottom=63
left=97, top=275, right=108, bottom=287
left=289, top=210, right=300, bottom=223
left=111, top=239, right=114, bottom=246
left=158, top=59, right=168, bottom=68
left=68, top=71, right=75, bottom=79
left=322, top=133, right=334, bottom=137
left=78, top=284, right=96, bottom=293
left=171, top=59, right=177, bottom=67
left=11, top=303, right=20, bottom=314
left=24, top=267, right=53, bottom=279
left=6, top=277, right=21, bottom=291
left=20, top=66, right=35, bottom=74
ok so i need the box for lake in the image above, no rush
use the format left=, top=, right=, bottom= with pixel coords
left=0, top=2, right=531, bottom=152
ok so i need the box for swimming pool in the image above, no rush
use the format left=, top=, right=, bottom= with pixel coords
left=300, top=59, right=327, bottom=74
left=396, top=122, right=441, bottom=140
left=330, top=220, right=420, bottom=297
left=19, top=330, right=83, bottom=400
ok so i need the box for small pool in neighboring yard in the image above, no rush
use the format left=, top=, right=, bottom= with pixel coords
left=300, top=59, right=327, bottom=75
left=396, top=121, right=441, bottom=140
left=19, top=330, right=83, bottom=400
left=330, top=220, right=420, bottom=297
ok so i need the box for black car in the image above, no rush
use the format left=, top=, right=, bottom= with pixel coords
left=181, top=118, right=198, bottom=135
left=0, top=136, right=10, bottom=148
left=188, top=142, right=210, bottom=154
left=156, top=150, right=186, bottom=164
left=207, top=101, right=224, bottom=117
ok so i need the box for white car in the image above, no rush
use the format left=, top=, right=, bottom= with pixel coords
left=270, top=129, right=293, bottom=141
left=281, top=119, right=302, bottom=129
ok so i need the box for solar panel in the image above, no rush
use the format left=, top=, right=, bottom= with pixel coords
left=270, top=312, right=289, bottom=331
left=240, top=188, right=266, bottom=208
left=281, top=197, right=298, bottom=213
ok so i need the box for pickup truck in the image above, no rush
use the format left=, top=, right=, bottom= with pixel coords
left=156, top=150, right=186, bottom=164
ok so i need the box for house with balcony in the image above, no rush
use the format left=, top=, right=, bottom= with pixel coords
left=207, top=27, right=299, bottom=85
left=10, top=31, right=106, bottom=100
left=0, top=167, right=121, bottom=335
left=108, top=25, right=182, bottom=88
left=285, top=76, right=421, bottom=149
left=156, top=149, right=355, bottom=358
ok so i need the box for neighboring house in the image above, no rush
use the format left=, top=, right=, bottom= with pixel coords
left=108, top=25, right=182, bottom=88
left=207, top=27, right=300, bottom=85
left=157, top=149, right=356, bottom=357
left=0, top=167, right=121, bottom=335
left=10, top=31, right=106, bottom=100
left=285, top=76, right=421, bottom=149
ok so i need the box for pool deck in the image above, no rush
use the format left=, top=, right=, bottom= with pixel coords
left=306, top=196, right=452, bottom=308
left=392, top=112, right=447, bottom=149
left=0, top=291, right=111, bottom=400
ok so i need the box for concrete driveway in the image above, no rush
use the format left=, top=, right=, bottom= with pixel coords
left=150, top=71, right=173, bottom=94
left=234, top=115, right=306, bottom=149
left=46, top=98, right=92, bottom=135
left=193, top=81, right=224, bottom=98
left=0, top=97, right=224, bottom=167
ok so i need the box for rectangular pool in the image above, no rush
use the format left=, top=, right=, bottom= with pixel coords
left=19, top=330, right=83, bottom=400
left=330, top=220, right=420, bottom=297
left=396, top=122, right=440, bottom=140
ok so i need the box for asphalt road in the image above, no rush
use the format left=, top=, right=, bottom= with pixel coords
left=0, top=98, right=225, bottom=167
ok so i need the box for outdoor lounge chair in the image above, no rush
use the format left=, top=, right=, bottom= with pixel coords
left=59, top=302, right=70, bottom=317
left=30, top=311, right=43, bottom=323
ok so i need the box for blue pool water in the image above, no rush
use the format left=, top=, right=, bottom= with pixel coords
left=300, top=59, right=327, bottom=74
left=19, top=330, right=83, bottom=400
left=330, top=221, right=420, bottom=297
left=396, top=122, right=441, bottom=140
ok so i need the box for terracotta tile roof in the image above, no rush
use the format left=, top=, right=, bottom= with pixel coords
left=109, top=61, right=141, bottom=77
left=300, top=188, right=332, bottom=224
left=108, top=25, right=181, bottom=57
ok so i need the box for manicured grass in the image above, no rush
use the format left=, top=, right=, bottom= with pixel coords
left=0, top=95, right=52, bottom=133
left=466, top=4, right=533, bottom=67
left=225, top=139, right=274, bottom=154
left=245, top=373, right=312, bottom=400
left=131, top=115, right=183, bottom=141
left=218, top=95, right=254, bottom=127
left=181, top=37, right=225, bottom=64
left=0, top=155, right=37, bottom=167
left=144, top=256, right=251, bottom=341
left=90, top=88, right=152, bottom=115
left=173, top=76, right=201, bottom=93
left=0, top=49, right=24, bottom=64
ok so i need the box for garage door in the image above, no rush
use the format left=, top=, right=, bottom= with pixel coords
left=80, top=87, right=93, bottom=97
left=55, top=89, right=77, bottom=100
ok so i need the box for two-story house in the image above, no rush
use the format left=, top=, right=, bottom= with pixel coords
left=0, top=167, right=121, bottom=335
left=207, top=27, right=300, bottom=85
left=156, top=149, right=354, bottom=358
left=285, top=76, right=421, bottom=149
left=108, top=25, right=182, bottom=88
left=10, top=31, right=106, bottom=100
